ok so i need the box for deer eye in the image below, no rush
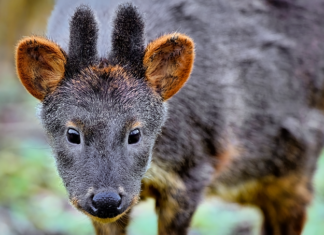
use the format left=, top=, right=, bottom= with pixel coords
left=67, top=128, right=81, bottom=144
left=128, top=129, right=141, bottom=144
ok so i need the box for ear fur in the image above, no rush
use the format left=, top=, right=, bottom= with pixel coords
left=144, top=33, right=195, bottom=101
left=16, top=36, right=66, bottom=100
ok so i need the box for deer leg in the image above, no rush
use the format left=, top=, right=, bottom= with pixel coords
left=262, top=201, right=307, bottom=235
left=257, top=175, right=311, bottom=235
left=142, top=163, right=208, bottom=235
left=155, top=183, right=203, bottom=235
left=215, top=173, right=312, bottom=235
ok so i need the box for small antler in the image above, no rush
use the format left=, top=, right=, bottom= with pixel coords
left=68, top=5, right=99, bottom=73
left=109, top=3, right=145, bottom=77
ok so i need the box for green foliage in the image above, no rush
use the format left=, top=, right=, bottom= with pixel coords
left=303, top=150, right=324, bottom=235
left=0, top=140, right=94, bottom=235
left=0, top=68, right=93, bottom=235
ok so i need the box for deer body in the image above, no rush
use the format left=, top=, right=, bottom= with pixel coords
left=16, top=0, right=324, bottom=235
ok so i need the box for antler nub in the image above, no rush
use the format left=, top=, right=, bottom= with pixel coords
left=68, top=5, right=99, bottom=72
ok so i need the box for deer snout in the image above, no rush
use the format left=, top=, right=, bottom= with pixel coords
left=88, top=191, right=122, bottom=218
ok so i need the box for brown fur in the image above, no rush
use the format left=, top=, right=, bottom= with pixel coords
left=92, top=214, right=131, bottom=235
left=16, top=36, right=66, bottom=100
left=141, top=162, right=188, bottom=234
left=92, top=65, right=129, bottom=79
left=143, top=33, right=195, bottom=100
left=214, top=142, right=241, bottom=176
left=65, top=121, right=78, bottom=129
left=213, top=174, right=311, bottom=235
left=92, top=65, right=134, bottom=89
left=131, top=121, right=142, bottom=129
left=142, top=163, right=186, bottom=223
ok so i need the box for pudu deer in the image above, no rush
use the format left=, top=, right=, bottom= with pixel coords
left=15, top=0, right=324, bottom=234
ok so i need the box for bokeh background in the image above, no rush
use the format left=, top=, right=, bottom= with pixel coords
left=0, top=1, right=324, bottom=234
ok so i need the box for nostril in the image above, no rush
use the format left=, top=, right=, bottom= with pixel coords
left=116, top=194, right=122, bottom=208
left=90, top=191, right=122, bottom=218
left=89, top=194, right=97, bottom=212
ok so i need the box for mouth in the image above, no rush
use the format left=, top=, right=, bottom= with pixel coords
left=71, top=195, right=139, bottom=223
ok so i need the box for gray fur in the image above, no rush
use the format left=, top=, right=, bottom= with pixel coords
left=41, top=0, right=324, bottom=234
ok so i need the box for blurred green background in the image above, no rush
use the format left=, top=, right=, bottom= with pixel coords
left=0, top=1, right=323, bottom=234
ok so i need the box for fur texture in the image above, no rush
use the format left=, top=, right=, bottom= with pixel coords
left=16, top=36, right=66, bottom=100
left=144, top=33, right=195, bottom=100
left=15, top=1, right=324, bottom=235
left=67, top=5, right=99, bottom=73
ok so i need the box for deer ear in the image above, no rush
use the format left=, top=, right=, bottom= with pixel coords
left=143, top=33, right=195, bottom=101
left=16, top=36, right=66, bottom=100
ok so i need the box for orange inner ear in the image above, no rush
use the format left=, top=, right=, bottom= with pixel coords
left=143, top=33, right=195, bottom=100
left=16, top=36, right=66, bottom=100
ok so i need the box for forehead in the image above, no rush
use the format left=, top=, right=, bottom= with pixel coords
left=44, top=65, right=161, bottom=124
left=62, top=66, right=154, bottom=107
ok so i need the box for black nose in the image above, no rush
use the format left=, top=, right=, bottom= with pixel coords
left=90, top=191, right=122, bottom=218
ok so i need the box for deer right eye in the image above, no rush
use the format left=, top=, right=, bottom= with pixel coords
left=128, top=128, right=141, bottom=144
left=67, top=128, right=81, bottom=144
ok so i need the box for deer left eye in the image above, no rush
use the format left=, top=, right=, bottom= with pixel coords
left=67, top=128, right=81, bottom=144
left=128, top=129, right=141, bottom=144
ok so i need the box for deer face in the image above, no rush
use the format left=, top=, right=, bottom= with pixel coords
left=41, top=64, right=166, bottom=221
left=15, top=4, right=194, bottom=223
